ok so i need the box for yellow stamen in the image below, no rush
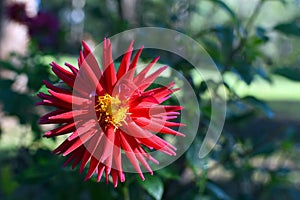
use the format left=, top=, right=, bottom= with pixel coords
left=95, top=94, right=128, bottom=129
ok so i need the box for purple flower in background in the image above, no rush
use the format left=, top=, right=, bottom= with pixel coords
left=27, top=11, right=60, bottom=51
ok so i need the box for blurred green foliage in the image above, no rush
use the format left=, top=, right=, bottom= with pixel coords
left=1, top=0, right=300, bottom=199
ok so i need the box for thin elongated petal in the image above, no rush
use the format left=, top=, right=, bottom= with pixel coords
left=102, top=38, right=117, bottom=94
left=120, top=132, right=145, bottom=180
left=117, top=41, right=133, bottom=79
left=126, top=46, right=143, bottom=80
left=134, top=56, right=160, bottom=85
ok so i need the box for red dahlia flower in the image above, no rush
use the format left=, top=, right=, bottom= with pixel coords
left=37, top=38, right=185, bottom=187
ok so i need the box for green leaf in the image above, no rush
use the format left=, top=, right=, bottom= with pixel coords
left=156, top=166, right=180, bottom=180
left=215, top=26, right=234, bottom=63
left=0, top=60, right=18, bottom=72
left=210, top=0, right=237, bottom=23
left=273, top=67, right=300, bottom=82
left=0, top=165, right=19, bottom=196
left=242, top=96, right=274, bottom=118
left=206, top=182, right=232, bottom=200
left=274, top=21, right=300, bottom=37
left=35, top=84, right=50, bottom=95
left=138, top=175, right=164, bottom=200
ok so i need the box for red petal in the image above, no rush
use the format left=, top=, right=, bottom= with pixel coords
left=97, top=164, right=105, bottom=182
left=63, top=129, right=95, bottom=156
left=134, top=117, right=185, bottom=137
left=100, top=125, right=115, bottom=163
left=113, top=131, right=125, bottom=182
left=80, top=131, right=104, bottom=174
left=50, top=62, right=75, bottom=88
left=137, top=66, right=168, bottom=91
left=43, top=80, right=72, bottom=94
left=102, top=38, right=117, bottom=94
left=126, top=46, right=143, bottom=80
left=48, top=90, right=89, bottom=106
left=117, top=41, right=133, bottom=79
left=119, top=131, right=145, bottom=180
left=134, top=56, right=160, bottom=85
left=44, top=122, right=76, bottom=137
left=65, top=63, right=78, bottom=75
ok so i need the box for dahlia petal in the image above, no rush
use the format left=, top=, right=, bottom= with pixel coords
left=151, top=118, right=185, bottom=127
left=97, top=164, right=105, bottom=182
left=50, top=62, right=75, bottom=88
left=65, top=63, right=78, bottom=75
left=135, top=153, right=153, bottom=175
left=123, top=120, right=153, bottom=139
left=117, top=41, right=133, bottom=79
left=130, top=95, right=159, bottom=108
left=137, top=134, right=176, bottom=156
left=43, top=80, right=72, bottom=94
left=84, top=156, right=100, bottom=181
left=79, top=57, right=104, bottom=95
left=100, top=125, right=115, bottom=163
left=50, top=62, right=76, bottom=78
left=127, top=46, right=143, bottom=80
left=105, top=155, right=113, bottom=181
left=137, top=66, right=168, bottom=91
left=113, top=131, right=124, bottom=182
left=111, top=169, right=119, bottom=187
left=134, top=117, right=185, bottom=137
left=80, top=131, right=104, bottom=173
left=63, top=129, right=95, bottom=156
left=63, top=151, right=78, bottom=167
left=63, top=145, right=84, bottom=167
left=39, top=109, right=67, bottom=124
left=120, top=132, right=145, bottom=180
left=53, top=139, right=73, bottom=155
left=71, top=146, right=86, bottom=169
left=143, top=82, right=178, bottom=102
left=78, top=51, right=84, bottom=67
left=68, top=119, right=97, bottom=141
left=123, top=121, right=177, bottom=153
left=132, top=146, right=153, bottom=175
left=36, top=99, right=71, bottom=110
left=48, top=90, right=89, bottom=106
left=102, top=38, right=117, bottom=94
left=134, top=56, right=160, bottom=85
left=49, top=110, right=88, bottom=121
left=82, top=40, right=103, bottom=78
left=45, top=122, right=76, bottom=137
left=130, top=105, right=183, bottom=118
left=137, top=146, right=159, bottom=165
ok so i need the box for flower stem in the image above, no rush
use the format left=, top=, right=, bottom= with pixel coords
left=122, top=185, right=130, bottom=200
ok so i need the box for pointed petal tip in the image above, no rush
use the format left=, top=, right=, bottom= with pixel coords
left=139, top=173, right=145, bottom=181
left=44, top=131, right=52, bottom=137
left=34, top=102, right=43, bottom=106
left=120, top=173, right=125, bottom=182
left=113, top=181, right=118, bottom=188
left=177, top=132, right=186, bottom=137
left=81, top=40, right=87, bottom=46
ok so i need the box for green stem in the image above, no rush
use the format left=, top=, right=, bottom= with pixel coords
left=245, top=0, right=266, bottom=32
left=122, top=185, right=130, bottom=200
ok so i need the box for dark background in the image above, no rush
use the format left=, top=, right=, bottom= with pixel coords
left=0, top=0, right=300, bottom=199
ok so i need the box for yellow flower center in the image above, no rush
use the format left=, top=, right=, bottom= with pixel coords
left=95, top=94, right=128, bottom=129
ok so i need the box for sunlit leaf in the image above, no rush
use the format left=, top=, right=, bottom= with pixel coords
left=273, top=67, right=300, bottom=82
left=139, top=175, right=164, bottom=200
